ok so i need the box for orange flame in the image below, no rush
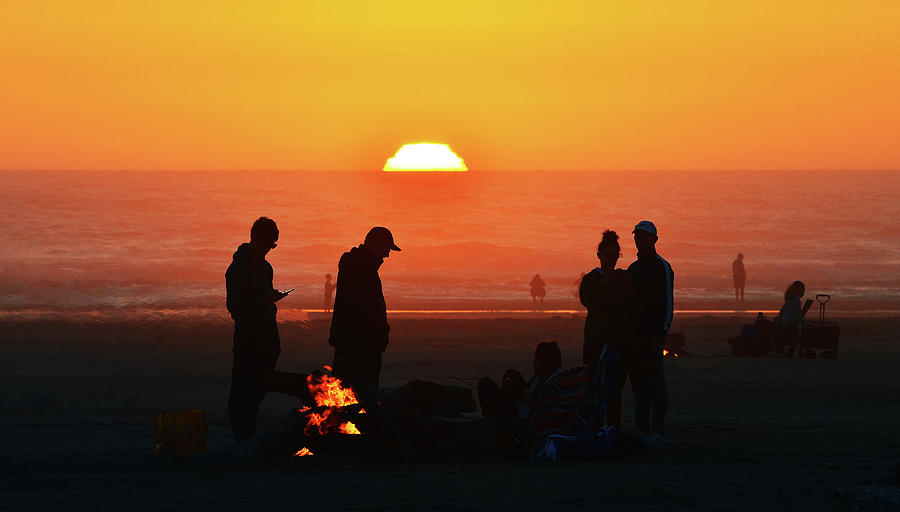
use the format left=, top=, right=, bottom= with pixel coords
left=340, top=422, right=361, bottom=435
left=293, top=447, right=313, bottom=457
left=663, top=349, right=679, bottom=358
left=307, top=372, right=359, bottom=408
left=298, top=369, right=364, bottom=436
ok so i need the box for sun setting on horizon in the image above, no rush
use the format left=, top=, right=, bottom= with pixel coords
left=383, top=143, right=468, bottom=172
left=1, top=2, right=899, bottom=170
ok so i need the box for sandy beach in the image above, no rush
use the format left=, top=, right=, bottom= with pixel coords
left=2, top=314, right=898, bottom=511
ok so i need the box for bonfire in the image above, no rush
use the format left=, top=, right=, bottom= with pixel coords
left=293, top=366, right=364, bottom=457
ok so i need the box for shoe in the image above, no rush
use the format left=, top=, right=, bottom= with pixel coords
left=642, top=433, right=665, bottom=446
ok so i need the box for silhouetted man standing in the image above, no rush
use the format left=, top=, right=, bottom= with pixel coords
left=225, top=217, right=289, bottom=443
left=627, top=220, right=674, bottom=446
left=329, top=227, right=400, bottom=405
left=732, top=253, right=746, bottom=302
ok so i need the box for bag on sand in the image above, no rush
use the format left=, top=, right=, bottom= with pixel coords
left=153, top=410, right=207, bottom=455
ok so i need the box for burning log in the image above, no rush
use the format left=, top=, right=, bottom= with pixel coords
left=296, top=368, right=366, bottom=438
left=236, top=369, right=371, bottom=459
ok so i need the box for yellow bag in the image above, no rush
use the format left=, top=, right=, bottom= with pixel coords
left=153, top=410, right=207, bottom=455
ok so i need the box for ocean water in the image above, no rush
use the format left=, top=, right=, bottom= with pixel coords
left=2, top=170, right=899, bottom=318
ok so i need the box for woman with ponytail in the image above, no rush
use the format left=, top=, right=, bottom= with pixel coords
left=579, top=229, right=637, bottom=429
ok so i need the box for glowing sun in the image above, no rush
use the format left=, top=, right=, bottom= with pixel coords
left=383, top=143, right=468, bottom=172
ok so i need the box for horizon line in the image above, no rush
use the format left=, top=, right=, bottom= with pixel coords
left=2, top=168, right=899, bottom=173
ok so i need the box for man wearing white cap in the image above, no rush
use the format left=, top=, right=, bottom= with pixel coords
left=328, top=226, right=401, bottom=406
left=627, top=220, right=674, bottom=445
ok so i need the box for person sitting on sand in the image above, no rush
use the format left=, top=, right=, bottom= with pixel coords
left=579, top=230, right=636, bottom=429
left=530, top=274, right=546, bottom=304
left=773, top=280, right=805, bottom=357
left=727, top=312, right=775, bottom=357
left=478, top=341, right=562, bottom=421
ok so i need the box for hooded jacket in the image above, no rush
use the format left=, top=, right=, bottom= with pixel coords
left=225, top=243, right=277, bottom=328
left=328, top=245, right=390, bottom=354
left=627, top=250, right=674, bottom=339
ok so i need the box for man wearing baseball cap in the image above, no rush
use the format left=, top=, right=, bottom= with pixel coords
left=328, top=226, right=401, bottom=405
left=627, top=220, right=674, bottom=446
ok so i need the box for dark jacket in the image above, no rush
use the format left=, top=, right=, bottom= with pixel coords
left=579, top=267, right=636, bottom=347
left=328, top=245, right=390, bottom=354
left=226, top=243, right=277, bottom=330
left=225, top=243, right=279, bottom=355
left=627, top=250, right=674, bottom=339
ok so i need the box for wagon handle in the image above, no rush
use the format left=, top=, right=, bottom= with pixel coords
left=816, top=294, right=831, bottom=323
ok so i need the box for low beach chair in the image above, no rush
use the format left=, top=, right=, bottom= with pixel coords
left=530, top=365, right=593, bottom=440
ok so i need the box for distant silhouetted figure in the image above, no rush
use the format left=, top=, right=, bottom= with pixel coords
left=324, top=273, right=335, bottom=312
left=579, top=230, right=636, bottom=429
left=732, top=253, right=746, bottom=302
left=627, top=220, right=673, bottom=446
left=574, top=272, right=586, bottom=299
left=774, top=280, right=806, bottom=357
left=529, top=274, right=546, bottom=304
left=225, top=217, right=289, bottom=444
left=328, top=227, right=400, bottom=406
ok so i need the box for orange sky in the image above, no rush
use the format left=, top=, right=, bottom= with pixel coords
left=2, top=1, right=898, bottom=170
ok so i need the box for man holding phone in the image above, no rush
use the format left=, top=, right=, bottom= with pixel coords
left=225, top=216, right=290, bottom=444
